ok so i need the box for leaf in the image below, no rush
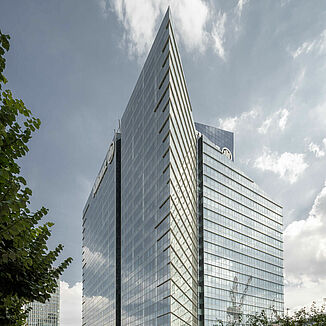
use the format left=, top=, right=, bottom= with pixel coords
left=0, top=30, right=72, bottom=325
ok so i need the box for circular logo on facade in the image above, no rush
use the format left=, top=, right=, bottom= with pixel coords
left=222, top=147, right=232, bottom=160
left=107, top=141, right=115, bottom=164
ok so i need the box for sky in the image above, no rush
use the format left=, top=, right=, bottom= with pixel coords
left=1, top=0, right=326, bottom=325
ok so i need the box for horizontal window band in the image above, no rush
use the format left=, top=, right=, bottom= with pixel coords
left=169, top=22, right=193, bottom=115
left=154, top=84, right=169, bottom=112
left=155, top=213, right=170, bottom=229
left=162, top=147, right=170, bottom=159
left=169, top=211, right=198, bottom=264
left=203, top=160, right=282, bottom=214
left=204, top=238, right=283, bottom=269
left=157, top=277, right=171, bottom=288
left=162, top=162, right=170, bottom=174
left=163, top=245, right=170, bottom=252
left=203, top=260, right=283, bottom=288
left=157, top=229, right=170, bottom=242
left=204, top=228, right=283, bottom=260
left=159, top=68, right=169, bottom=90
left=159, top=195, right=171, bottom=209
left=203, top=295, right=283, bottom=314
left=169, top=274, right=199, bottom=318
left=203, top=204, right=282, bottom=240
left=159, top=115, right=169, bottom=134
left=202, top=145, right=282, bottom=210
left=162, top=131, right=170, bottom=143
left=203, top=187, right=282, bottom=230
left=162, top=53, right=169, bottom=68
left=162, top=36, right=170, bottom=53
left=170, top=229, right=198, bottom=273
left=162, top=100, right=169, bottom=113
left=203, top=217, right=283, bottom=251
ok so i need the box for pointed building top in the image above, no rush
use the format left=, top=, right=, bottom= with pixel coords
left=164, top=6, right=170, bottom=20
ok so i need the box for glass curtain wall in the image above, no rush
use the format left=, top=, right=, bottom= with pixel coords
left=120, top=9, right=197, bottom=326
left=82, top=134, right=121, bottom=326
left=197, top=132, right=284, bottom=326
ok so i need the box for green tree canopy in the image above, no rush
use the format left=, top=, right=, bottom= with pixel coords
left=213, top=303, right=326, bottom=326
left=247, top=303, right=326, bottom=326
left=0, top=30, right=72, bottom=325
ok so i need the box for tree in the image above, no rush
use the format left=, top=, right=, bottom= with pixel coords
left=211, top=302, right=326, bottom=325
left=226, top=302, right=326, bottom=326
left=247, top=303, right=326, bottom=325
left=0, top=30, right=72, bottom=325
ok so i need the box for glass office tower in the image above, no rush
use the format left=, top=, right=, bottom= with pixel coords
left=26, top=282, right=60, bottom=326
left=82, top=8, right=283, bottom=326
left=83, top=9, right=198, bottom=326
left=197, top=126, right=284, bottom=325
left=120, top=8, right=197, bottom=326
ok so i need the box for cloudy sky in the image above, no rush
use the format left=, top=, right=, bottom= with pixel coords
left=1, top=0, right=326, bottom=324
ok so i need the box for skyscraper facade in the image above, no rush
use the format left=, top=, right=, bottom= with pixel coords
left=26, top=282, right=60, bottom=326
left=82, top=9, right=283, bottom=326
left=119, top=9, right=197, bottom=325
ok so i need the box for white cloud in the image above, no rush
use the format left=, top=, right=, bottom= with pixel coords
left=235, top=0, right=249, bottom=17
left=285, top=277, right=326, bottom=312
left=292, top=29, right=326, bottom=59
left=171, top=0, right=210, bottom=53
left=323, top=138, right=326, bottom=148
left=100, top=0, right=254, bottom=60
left=257, top=118, right=272, bottom=134
left=218, top=108, right=258, bottom=132
left=60, top=281, right=82, bottom=326
left=308, top=142, right=325, bottom=158
left=107, top=0, right=211, bottom=58
left=218, top=116, right=237, bottom=132
left=219, top=107, right=289, bottom=136
left=284, top=181, right=326, bottom=310
left=211, top=11, right=227, bottom=60
left=110, top=0, right=160, bottom=57
left=292, top=41, right=315, bottom=59
left=258, top=109, right=289, bottom=134
left=254, top=148, right=308, bottom=183
left=278, top=108, right=289, bottom=130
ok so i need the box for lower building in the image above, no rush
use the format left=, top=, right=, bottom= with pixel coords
left=82, top=133, right=121, bottom=326
left=26, top=282, right=60, bottom=326
left=197, top=126, right=284, bottom=325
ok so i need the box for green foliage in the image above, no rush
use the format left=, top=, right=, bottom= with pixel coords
left=246, top=303, right=326, bottom=325
left=215, top=303, right=326, bottom=326
left=0, top=30, right=72, bottom=325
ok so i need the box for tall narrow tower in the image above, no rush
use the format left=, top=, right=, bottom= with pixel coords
left=83, top=9, right=198, bottom=326
left=119, top=8, right=198, bottom=326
